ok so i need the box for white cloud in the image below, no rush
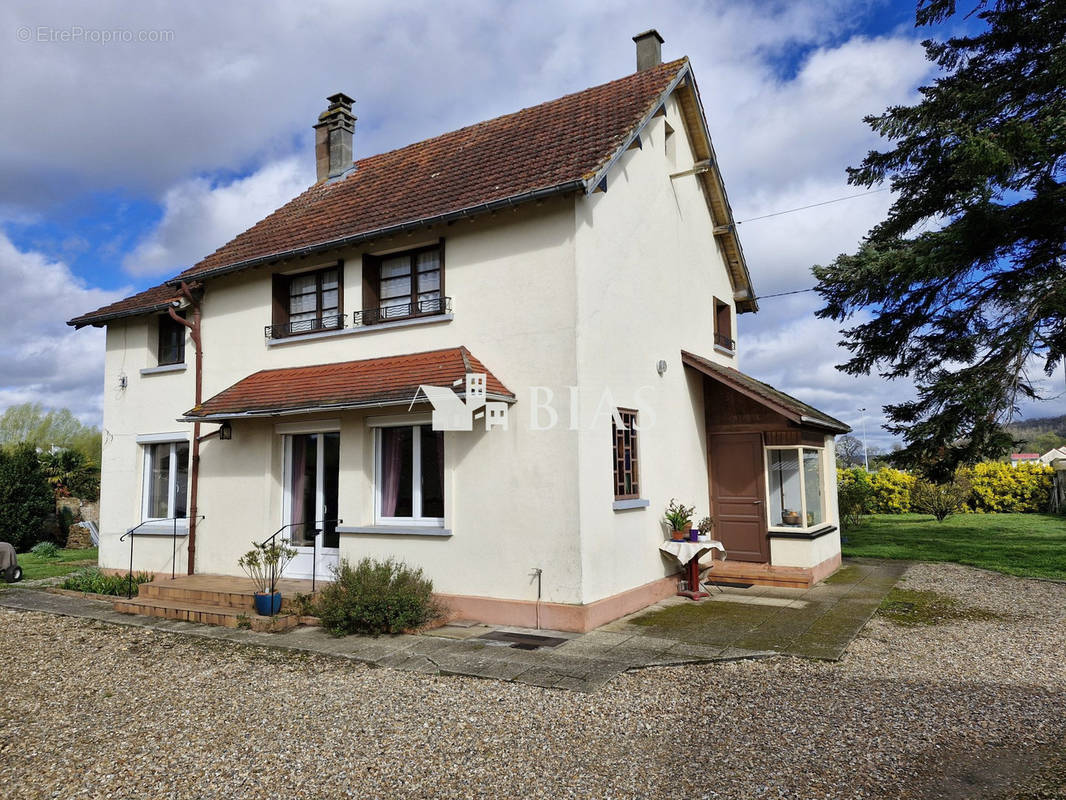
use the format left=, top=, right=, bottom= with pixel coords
left=0, top=233, right=129, bottom=423
left=122, top=157, right=313, bottom=277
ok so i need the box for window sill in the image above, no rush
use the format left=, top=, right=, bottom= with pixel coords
left=767, top=525, right=837, bottom=540
left=613, top=498, right=650, bottom=511
left=713, top=344, right=735, bottom=357
left=139, top=364, right=187, bottom=376
left=337, top=525, right=452, bottom=537
left=133, top=520, right=189, bottom=536
left=266, top=314, right=453, bottom=346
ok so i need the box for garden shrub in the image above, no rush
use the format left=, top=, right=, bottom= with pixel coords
left=316, top=557, right=444, bottom=636
left=0, top=443, right=54, bottom=551
left=961, top=461, right=1053, bottom=513
left=837, top=467, right=874, bottom=529
left=29, top=541, right=60, bottom=558
left=910, top=475, right=972, bottom=522
left=869, top=468, right=916, bottom=513
left=61, top=568, right=153, bottom=596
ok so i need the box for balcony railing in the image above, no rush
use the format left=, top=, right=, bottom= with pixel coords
left=265, top=313, right=346, bottom=339
left=714, top=332, right=735, bottom=352
left=264, top=299, right=452, bottom=340
left=353, top=297, right=452, bottom=327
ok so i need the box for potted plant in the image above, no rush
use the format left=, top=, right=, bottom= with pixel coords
left=663, top=499, right=695, bottom=541
left=696, top=516, right=714, bottom=542
left=782, top=509, right=801, bottom=526
left=238, top=540, right=297, bottom=616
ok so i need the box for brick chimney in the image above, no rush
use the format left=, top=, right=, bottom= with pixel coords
left=314, top=92, right=356, bottom=182
left=633, top=29, right=663, bottom=71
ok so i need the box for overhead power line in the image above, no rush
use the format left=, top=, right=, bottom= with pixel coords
left=736, top=187, right=891, bottom=224
left=754, top=287, right=818, bottom=300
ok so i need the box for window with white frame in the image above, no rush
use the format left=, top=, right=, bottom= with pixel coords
left=375, top=424, right=444, bottom=524
left=143, top=440, right=189, bottom=520
left=766, top=446, right=824, bottom=529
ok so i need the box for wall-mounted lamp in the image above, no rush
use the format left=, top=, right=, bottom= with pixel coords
left=219, top=421, right=233, bottom=440
left=656, top=359, right=668, bottom=377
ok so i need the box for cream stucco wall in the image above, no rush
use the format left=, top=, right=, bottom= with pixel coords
left=570, top=95, right=744, bottom=603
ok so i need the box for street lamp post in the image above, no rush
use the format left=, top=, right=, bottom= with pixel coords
left=858, top=407, right=869, bottom=471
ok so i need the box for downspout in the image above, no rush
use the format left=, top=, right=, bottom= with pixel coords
left=168, top=281, right=202, bottom=575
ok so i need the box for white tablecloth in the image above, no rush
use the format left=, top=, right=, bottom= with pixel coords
left=658, top=539, right=725, bottom=567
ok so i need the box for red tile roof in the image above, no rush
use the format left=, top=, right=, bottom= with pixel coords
left=177, top=59, right=689, bottom=281
left=68, top=283, right=183, bottom=328
left=681, top=350, right=851, bottom=433
left=183, top=347, right=513, bottom=419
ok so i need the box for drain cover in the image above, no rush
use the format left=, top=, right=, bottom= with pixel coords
left=477, top=630, right=569, bottom=649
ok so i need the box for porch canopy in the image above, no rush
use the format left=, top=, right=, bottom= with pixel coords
left=181, top=346, right=514, bottom=421
left=681, top=350, right=850, bottom=434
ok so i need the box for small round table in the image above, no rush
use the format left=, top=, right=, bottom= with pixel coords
left=658, top=540, right=725, bottom=600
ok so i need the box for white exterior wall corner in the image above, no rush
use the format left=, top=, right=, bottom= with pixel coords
left=98, top=198, right=591, bottom=605
left=572, top=92, right=739, bottom=604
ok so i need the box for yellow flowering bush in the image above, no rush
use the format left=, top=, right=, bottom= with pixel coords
left=960, top=462, right=1053, bottom=513
left=869, top=468, right=916, bottom=513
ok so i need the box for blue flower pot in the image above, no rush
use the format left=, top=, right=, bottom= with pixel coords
left=254, top=592, right=281, bottom=616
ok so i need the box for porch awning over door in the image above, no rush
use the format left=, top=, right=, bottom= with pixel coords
left=181, top=346, right=514, bottom=421
left=681, top=350, right=850, bottom=433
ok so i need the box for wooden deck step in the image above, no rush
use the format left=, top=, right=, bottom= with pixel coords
left=701, top=560, right=814, bottom=589
left=113, top=596, right=298, bottom=633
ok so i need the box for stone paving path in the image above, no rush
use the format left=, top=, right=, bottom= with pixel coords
left=0, top=558, right=905, bottom=691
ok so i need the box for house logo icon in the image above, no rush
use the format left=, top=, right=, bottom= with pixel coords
left=416, top=373, right=509, bottom=432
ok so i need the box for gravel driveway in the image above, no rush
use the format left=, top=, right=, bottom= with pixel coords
left=1, top=562, right=1064, bottom=799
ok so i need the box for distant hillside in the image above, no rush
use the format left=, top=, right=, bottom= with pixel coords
left=1006, top=414, right=1066, bottom=453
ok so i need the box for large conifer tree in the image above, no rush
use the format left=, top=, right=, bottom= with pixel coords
left=814, top=0, right=1066, bottom=478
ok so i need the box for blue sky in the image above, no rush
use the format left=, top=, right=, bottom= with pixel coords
left=1, top=0, right=1059, bottom=444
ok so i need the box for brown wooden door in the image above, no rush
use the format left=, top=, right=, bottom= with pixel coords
left=710, top=433, right=768, bottom=562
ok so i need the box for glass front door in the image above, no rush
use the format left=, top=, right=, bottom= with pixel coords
left=284, top=432, right=339, bottom=580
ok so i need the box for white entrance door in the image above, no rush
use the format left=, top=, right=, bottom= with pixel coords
left=282, top=432, right=340, bottom=581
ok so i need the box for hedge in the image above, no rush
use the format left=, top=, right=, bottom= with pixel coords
left=837, top=462, right=1053, bottom=515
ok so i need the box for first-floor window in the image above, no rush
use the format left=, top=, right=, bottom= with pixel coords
left=613, top=409, right=640, bottom=499
left=377, top=424, right=444, bottom=524
left=144, top=441, right=189, bottom=520
left=767, top=446, right=824, bottom=529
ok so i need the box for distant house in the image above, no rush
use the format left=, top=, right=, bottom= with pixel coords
left=1011, top=453, right=1041, bottom=467
left=1038, top=447, right=1066, bottom=466
left=69, top=31, right=849, bottom=631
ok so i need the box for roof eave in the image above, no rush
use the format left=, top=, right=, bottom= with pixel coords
left=180, top=391, right=517, bottom=422
left=174, top=180, right=586, bottom=286
left=67, top=302, right=174, bottom=329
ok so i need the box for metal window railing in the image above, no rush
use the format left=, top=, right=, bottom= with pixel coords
left=352, top=297, right=451, bottom=326
left=264, top=313, right=346, bottom=339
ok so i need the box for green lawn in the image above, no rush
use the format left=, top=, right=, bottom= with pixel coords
left=16, top=547, right=98, bottom=581
left=842, top=514, right=1066, bottom=581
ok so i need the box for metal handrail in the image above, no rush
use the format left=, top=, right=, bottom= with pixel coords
left=257, top=519, right=342, bottom=595
left=121, top=515, right=204, bottom=598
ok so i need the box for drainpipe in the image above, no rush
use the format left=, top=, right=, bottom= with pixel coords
left=168, top=282, right=202, bottom=575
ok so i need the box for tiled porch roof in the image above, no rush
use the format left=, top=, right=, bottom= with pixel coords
left=182, top=346, right=513, bottom=420
left=681, top=350, right=850, bottom=434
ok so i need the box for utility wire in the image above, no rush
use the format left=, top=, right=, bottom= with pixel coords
left=754, top=287, right=818, bottom=300
left=736, top=187, right=890, bottom=224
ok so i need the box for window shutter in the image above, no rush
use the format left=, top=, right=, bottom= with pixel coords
left=362, top=253, right=380, bottom=312
left=272, top=273, right=290, bottom=331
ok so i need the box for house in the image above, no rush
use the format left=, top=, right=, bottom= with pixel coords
left=69, top=32, right=849, bottom=632
left=1038, top=447, right=1066, bottom=466
left=1011, top=453, right=1041, bottom=467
